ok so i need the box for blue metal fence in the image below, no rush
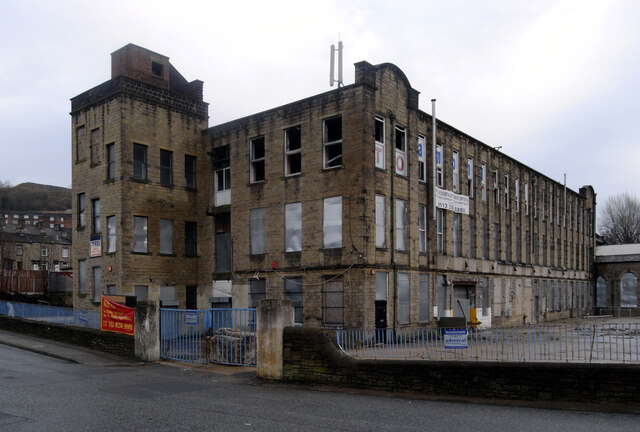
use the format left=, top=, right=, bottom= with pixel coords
left=0, top=300, right=100, bottom=329
left=336, top=323, right=640, bottom=364
left=159, top=308, right=256, bottom=366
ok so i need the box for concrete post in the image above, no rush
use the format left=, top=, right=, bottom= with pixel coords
left=257, top=299, right=294, bottom=379
left=134, top=300, right=160, bottom=361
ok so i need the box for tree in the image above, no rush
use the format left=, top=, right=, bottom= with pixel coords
left=599, top=192, right=640, bottom=244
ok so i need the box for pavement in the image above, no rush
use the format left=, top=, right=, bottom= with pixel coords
left=0, top=329, right=255, bottom=376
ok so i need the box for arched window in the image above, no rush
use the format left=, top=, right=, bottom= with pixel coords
left=596, top=276, right=607, bottom=307
left=620, top=273, right=638, bottom=308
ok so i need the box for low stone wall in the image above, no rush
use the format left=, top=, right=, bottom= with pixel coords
left=283, top=326, right=640, bottom=410
left=0, top=315, right=135, bottom=359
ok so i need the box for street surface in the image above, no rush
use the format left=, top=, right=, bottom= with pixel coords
left=0, top=341, right=638, bottom=431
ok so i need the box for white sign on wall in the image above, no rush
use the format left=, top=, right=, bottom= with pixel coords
left=435, top=187, right=469, bottom=214
left=395, top=152, right=406, bottom=176
left=90, top=235, right=102, bottom=257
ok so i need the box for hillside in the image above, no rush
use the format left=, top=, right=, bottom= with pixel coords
left=0, top=182, right=71, bottom=211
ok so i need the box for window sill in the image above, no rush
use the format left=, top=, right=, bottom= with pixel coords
left=184, top=255, right=198, bottom=258
left=375, top=247, right=388, bottom=252
left=322, top=165, right=343, bottom=172
left=131, top=251, right=152, bottom=255
left=75, top=158, right=87, bottom=165
left=284, top=173, right=302, bottom=179
left=161, top=183, right=174, bottom=189
left=185, top=186, right=197, bottom=192
left=131, top=177, right=148, bottom=184
left=321, top=248, right=343, bottom=256
left=159, top=253, right=176, bottom=257
left=103, top=178, right=116, bottom=185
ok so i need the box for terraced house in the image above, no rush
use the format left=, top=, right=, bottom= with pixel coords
left=71, top=44, right=597, bottom=329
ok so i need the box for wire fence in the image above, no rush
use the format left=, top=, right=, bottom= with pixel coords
left=336, top=323, right=640, bottom=363
left=0, top=299, right=100, bottom=330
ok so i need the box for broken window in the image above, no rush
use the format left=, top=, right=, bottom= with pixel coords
left=285, top=127, right=302, bottom=176
left=452, top=150, right=459, bottom=193
left=374, top=116, right=385, bottom=169
left=436, top=144, right=443, bottom=187
left=395, top=125, right=406, bottom=176
left=418, top=135, right=426, bottom=182
left=323, top=116, right=342, bottom=169
left=250, top=137, right=265, bottom=183
left=467, top=157, right=473, bottom=198
left=151, top=61, right=163, bottom=77
left=481, top=163, right=487, bottom=202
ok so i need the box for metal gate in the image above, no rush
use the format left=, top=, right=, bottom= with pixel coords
left=160, top=308, right=256, bottom=366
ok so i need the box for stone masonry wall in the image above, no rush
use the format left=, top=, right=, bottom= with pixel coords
left=282, top=326, right=640, bottom=411
left=0, top=315, right=134, bottom=358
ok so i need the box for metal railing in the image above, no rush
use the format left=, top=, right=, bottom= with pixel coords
left=160, top=308, right=256, bottom=366
left=336, top=323, right=640, bottom=363
left=0, top=299, right=100, bottom=329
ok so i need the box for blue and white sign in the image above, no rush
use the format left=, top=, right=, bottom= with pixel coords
left=78, top=310, right=88, bottom=324
left=444, top=329, right=468, bottom=349
left=185, top=311, right=198, bottom=326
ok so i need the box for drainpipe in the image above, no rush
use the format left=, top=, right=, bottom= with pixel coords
left=432, top=99, right=437, bottom=220
left=390, top=113, right=397, bottom=330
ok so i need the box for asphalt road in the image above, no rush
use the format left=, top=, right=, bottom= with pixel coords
left=0, top=341, right=638, bottom=431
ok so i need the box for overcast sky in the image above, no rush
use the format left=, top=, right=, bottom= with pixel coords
left=1, top=0, right=638, bottom=213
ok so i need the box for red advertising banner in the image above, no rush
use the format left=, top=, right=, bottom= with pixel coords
left=100, top=296, right=135, bottom=336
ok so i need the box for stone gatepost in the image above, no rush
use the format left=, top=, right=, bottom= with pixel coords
left=134, top=300, right=160, bottom=361
left=257, top=299, right=294, bottom=379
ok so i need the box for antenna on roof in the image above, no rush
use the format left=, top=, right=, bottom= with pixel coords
left=330, top=40, right=343, bottom=87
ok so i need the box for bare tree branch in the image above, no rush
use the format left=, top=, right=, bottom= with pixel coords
left=598, top=192, right=640, bottom=244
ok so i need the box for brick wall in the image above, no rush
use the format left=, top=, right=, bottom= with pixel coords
left=282, top=326, right=640, bottom=411
left=0, top=315, right=134, bottom=358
